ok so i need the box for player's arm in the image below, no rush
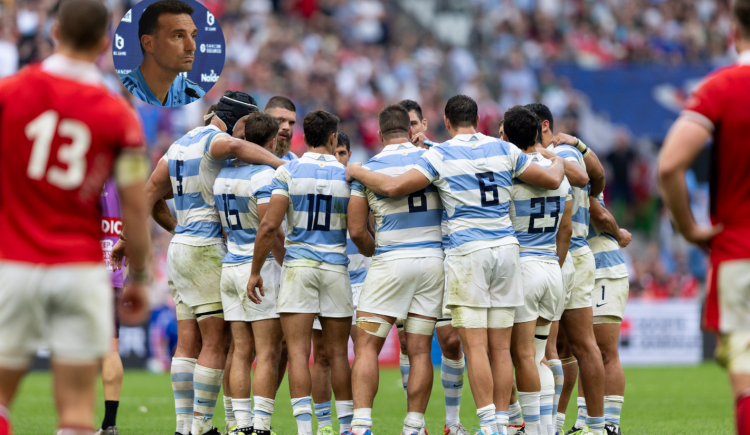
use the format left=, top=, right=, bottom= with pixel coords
left=589, top=197, right=631, bottom=248
left=554, top=133, right=605, bottom=195
left=658, top=117, right=721, bottom=247
left=346, top=165, right=431, bottom=197
left=516, top=157, right=565, bottom=190
left=257, top=202, right=286, bottom=266
left=247, top=194, right=288, bottom=303
left=152, top=198, right=176, bottom=233
left=348, top=196, right=375, bottom=257
left=556, top=198, right=573, bottom=268
left=209, top=135, right=286, bottom=168
left=538, top=147, right=589, bottom=188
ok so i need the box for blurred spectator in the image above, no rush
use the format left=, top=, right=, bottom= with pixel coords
left=606, top=128, right=637, bottom=222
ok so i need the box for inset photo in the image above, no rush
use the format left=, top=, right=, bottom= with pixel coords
left=112, top=0, right=225, bottom=107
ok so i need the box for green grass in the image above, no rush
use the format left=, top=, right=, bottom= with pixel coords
left=10, top=364, right=733, bottom=434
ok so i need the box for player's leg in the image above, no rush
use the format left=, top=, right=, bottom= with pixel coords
left=173, top=316, right=202, bottom=435
left=402, top=314, right=437, bottom=435
left=436, top=320, right=466, bottom=434
left=53, top=361, right=100, bottom=431
left=250, top=318, right=284, bottom=435
left=320, top=316, right=354, bottom=433
left=277, top=338, right=289, bottom=391
left=397, top=320, right=410, bottom=397
left=223, top=338, right=236, bottom=432
left=456, top=325, right=497, bottom=435
left=511, top=320, right=541, bottom=435
left=281, top=312, right=317, bottom=435
left=99, top=337, right=123, bottom=434
left=192, top=314, right=229, bottom=435
left=536, top=319, right=555, bottom=435
left=550, top=255, right=575, bottom=434
left=311, top=324, right=334, bottom=434
left=0, top=366, right=24, bottom=434
left=229, top=322, right=255, bottom=432
left=556, top=327, right=580, bottom=432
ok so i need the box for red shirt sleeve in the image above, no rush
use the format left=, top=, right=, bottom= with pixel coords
left=682, top=68, right=731, bottom=131
left=115, top=98, right=145, bottom=151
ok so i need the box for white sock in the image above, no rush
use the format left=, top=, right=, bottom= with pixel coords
left=476, top=404, right=497, bottom=435
left=314, top=400, right=332, bottom=429
left=604, top=395, right=624, bottom=427
left=548, top=360, right=564, bottom=418
left=400, top=352, right=410, bottom=398
left=336, top=400, right=354, bottom=433
left=508, top=400, right=523, bottom=426
left=351, top=408, right=373, bottom=435
left=292, top=397, right=313, bottom=435
left=402, top=411, right=424, bottom=435
left=441, top=356, right=464, bottom=427
left=556, top=412, right=566, bottom=434
left=171, top=357, right=197, bottom=434
left=192, top=365, right=224, bottom=435
left=253, top=396, right=276, bottom=432
left=232, top=398, right=253, bottom=429
left=224, top=396, right=236, bottom=430
left=575, top=397, right=587, bottom=429
left=585, top=416, right=604, bottom=435
left=518, top=392, right=541, bottom=435
left=495, top=411, right=509, bottom=435
left=540, top=390, right=554, bottom=435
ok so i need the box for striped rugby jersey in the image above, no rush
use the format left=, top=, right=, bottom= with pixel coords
left=213, top=162, right=275, bottom=264
left=587, top=193, right=628, bottom=280
left=281, top=151, right=298, bottom=162
left=510, top=152, right=572, bottom=263
left=347, top=233, right=371, bottom=285
left=271, top=152, right=350, bottom=268
left=162, top=125, right=229, bottom=246
left=551, top=144, right=591, bottom=255
left=415, top=133, right=530, bottom=256
left=441, top=210, right=450, bottom=250
left=351, top=143, right=443, bottom=259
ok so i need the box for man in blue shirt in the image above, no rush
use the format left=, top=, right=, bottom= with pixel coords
left=119, top=0, right=205, bottom=107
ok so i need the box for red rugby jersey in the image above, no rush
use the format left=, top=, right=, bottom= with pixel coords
left=0, top=54, right=143, bottom=264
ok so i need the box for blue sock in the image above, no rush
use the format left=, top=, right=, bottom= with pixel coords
left=292, top=397, right=313, bottom=435
left=586, top=416, right=605, bottom=435
left=314, top=401, right=332, bottom=429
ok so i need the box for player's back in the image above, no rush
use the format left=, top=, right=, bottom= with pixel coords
left=415, top=132, right=530, bottom=255
left=551, top=144, right=590, bottom=253
left=271, top=152, right=350, bottom=266
left=0, top=56, right=142, bottom=264
left=587, top=193, right=627, bottom=280
left=213, top=162, right=275, bottom=264
left=352, top=143, right=443, bottom=258
left=163, top=125, right=229, bottom=247
left=510, top=152, right=571, bottom=262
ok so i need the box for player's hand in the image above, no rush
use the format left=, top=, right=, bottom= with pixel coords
left=246, top=273, right=265, bottom=304
left=119, top=281, right=150, bottom=325
left=683, top=223, right=723, bottom=253
left=345, top=162, right=362, bottom=182
left=553, top=133, right=578, bottom=147
left=537, top=147, right=557, bottom=160
left=412, top=132, right=431, bottom=150
left=617, top=228, right=632, bottom=247
left=110, top=239, right=128, bottom=271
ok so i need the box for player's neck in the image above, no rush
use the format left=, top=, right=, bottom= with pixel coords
left=528, top=143, right=545, bottom=154
left=140, top=56, right=179, bottom=105
left=383, top=136, right=409, bottom=146
left=543, top=131, right=554, bottom=147
left=449, top=126, right=477, bottom=137
left=55, top=46, right=99, bottom=64
left=307, top=145, right=331, bottom=155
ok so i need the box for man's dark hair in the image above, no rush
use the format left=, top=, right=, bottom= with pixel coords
left=503, top=106, right=541, bottom=150
left=398, top=99, right=423, bottom=121
left=244, top=112, right=280, bottom=147
left=204, top=103, right=218, bottom=126
left=734, top=0, right=750, bottom=39
left=525, top=103, right=554, bottom=133
left=303, top=110, right=339, bottom=148
left=378, top=104, right=411, bottom=140
left=138, top=0, right=195, bottom=55
left=337, top=131, right=351, bottom=152
left=265, top=96, right=297, bottom=113
left=445, top=95, right=478, bottom=128
left=57, top=0, right=110, bottom=51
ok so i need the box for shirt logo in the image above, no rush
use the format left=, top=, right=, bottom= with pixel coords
left=122, top=9, right=132, bottom=23
left=201, top=69, right=219, bottom=83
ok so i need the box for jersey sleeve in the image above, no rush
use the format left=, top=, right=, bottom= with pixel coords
left=511, top=144, right=530, bottom=177
left=682, top=71, right=728, bottom=132
left=271, top=165, right=292, bottom=197
left=113, top=101, right=145, bottom=152
left=553, top=145, right=583, bottom=164
left=415, top=147, right=443, bottom=183
left=351, top=180, right=368, bottom=198
left=254, top=168, right=275, bottom=205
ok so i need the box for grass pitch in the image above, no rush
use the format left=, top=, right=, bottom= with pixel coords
left=10, top=363, right=732, bottom=434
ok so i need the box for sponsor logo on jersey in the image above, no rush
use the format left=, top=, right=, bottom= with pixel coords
left=102, top=217, right=123, bottom=237
left=113, top=34, right=126, bottom=56
left=205, top=11, right=216, bottom=30
left=201, top=69, right=220, bottom=83
left=200, top=43, right=222, bottom=54
left=122, top=9, right=132, bottom=23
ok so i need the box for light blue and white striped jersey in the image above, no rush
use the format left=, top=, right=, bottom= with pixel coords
left=271, top=152, right=350, bottom=268
left=415, top=133, right=530, bottom=256
left=280, top=151, right=298, bottom=162
left=551, top=144, right=591, bottom=255
left=346, top=233, right=371, bottom=285
left=162, top=125, right=229, bottom=246
left=587, top=193, right=628, bottom=280
left=213, top=162, right=275, bottom=264
left=510, top=152, right=572, bottom=263
left=351, top=143, right=444, bottom=259
left=441, top=210, right=450, bottom=250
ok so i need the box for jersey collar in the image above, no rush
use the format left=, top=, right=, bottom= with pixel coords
left=452, top=132, right=486, bottom=142
left=133, top=66, right=177, bottom=106
left=303, top=152, right=337, bottom=162
left=383, top=142, right=416, bottom=151
left=41, top=54, right=102, bottom=85
left=738, top=50, right=750, bottom=65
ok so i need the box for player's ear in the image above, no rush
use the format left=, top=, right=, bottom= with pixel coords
left=141, top=34, right=154, bottom=54
left=443, top=115, right=450, bottom=131
left=51, top=21, right=61, bottom=44
left=422, top=118, right=428, bottom=130
left=475, top=114, right=481, bottom=128
left=302, top=134, right=308, bottom=147
left=378, top=130, right=384, bottom=143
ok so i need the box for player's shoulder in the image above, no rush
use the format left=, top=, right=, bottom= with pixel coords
left=553, top=144, right=583, bottom=158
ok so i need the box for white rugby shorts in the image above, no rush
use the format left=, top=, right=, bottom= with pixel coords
left=592, top=276, right=629, bottom=322
left=554, top=254, right=576, bottom=321
left=565, top=250, right=595, bottom=311
left=168, top=242, right=226, bottom=318
left=314, top=283, right=362, bottom=330
left=277, top=263, right=352, bottom=317
left=515, top=259, right=562, bottom=323
left=222, top=258, right=281, bottom=322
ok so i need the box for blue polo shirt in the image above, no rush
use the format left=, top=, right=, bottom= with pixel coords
left=119, top=66, right=205, bottom=107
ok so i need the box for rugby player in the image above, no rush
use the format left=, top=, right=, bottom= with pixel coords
left=265, top=96, right=299, bottom=161
left=248, top=111, right=354, bottom=435
left=0, top=1, right=150, bottom=434
left=659, top=1, right=750, bottom=432
left=345, top=95, right=565, bottom=435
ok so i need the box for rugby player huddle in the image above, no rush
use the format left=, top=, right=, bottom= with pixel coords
left=116, top=90, right=631, bottom=435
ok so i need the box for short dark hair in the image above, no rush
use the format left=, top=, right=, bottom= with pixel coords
left=265, top=96, right=297, bottom=113
left=445, top=95, right=478, bottom=128
left=204, top=103, right=218, bottom=126
left=735, top=0, right=750, bottom=39
left=398, top=99, right=423, bottom=121
left=503, top=106, right=541, bottom=150
left=138, top=0, right=195, bottom=55
left=303, top=110, right=339, bottom=148
left=378, top=104, right=411, bottom=140
left=57, top=0, right=110, bottom=51
left=337, top=131, right=350, bottom=152
left=244, top=112, right=280, bottom=147
left=525, top=103, right=554, bottom=133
